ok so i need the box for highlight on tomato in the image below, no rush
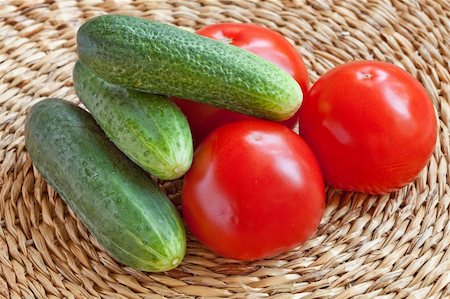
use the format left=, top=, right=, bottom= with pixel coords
left=298, top=61, right=437, bottom=194
left=174, top=23, right=309, bottom=146
left=182, top=120, right=325, bottom=261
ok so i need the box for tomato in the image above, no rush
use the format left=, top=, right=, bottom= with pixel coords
left=298, top=61, right=437, bottom=194
left=174, top=23, right=309, bottom=146
left=182, top=120, right=325, bottom=261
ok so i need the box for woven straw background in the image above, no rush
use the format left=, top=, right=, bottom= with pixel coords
left=1, top=0, right=450, bottom=298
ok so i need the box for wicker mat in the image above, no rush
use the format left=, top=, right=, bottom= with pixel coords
left=1, top=0, right=450, bottom=298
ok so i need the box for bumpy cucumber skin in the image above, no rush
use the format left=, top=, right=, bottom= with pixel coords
left=25, top=99, right=186, bottom=272
left=73, top=61, right=193, bottom=180
left=77, top=15, right=302, bottom=121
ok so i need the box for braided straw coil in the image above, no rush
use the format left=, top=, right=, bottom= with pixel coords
left=1, top=0, right=450, bottom=298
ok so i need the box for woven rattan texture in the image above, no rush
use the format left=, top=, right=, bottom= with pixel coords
left=1, top=0, right=450, bottom=298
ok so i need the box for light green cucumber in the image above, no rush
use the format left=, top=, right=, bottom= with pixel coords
left=25, top=98, right=185, bottom=272
left=73, top=61, right=192, bottom=180
left=76, top=14, right=302, bottom=121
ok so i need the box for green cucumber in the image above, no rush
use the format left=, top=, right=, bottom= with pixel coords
left=25, top=98, right=185, bottom=272
left=76, top=14, right=302, bottom=121
left=73, top=61, right=192, bottom=180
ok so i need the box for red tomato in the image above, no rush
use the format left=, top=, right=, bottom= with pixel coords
left=298, top=61, right=437, bottom=194
left=182, top=120, right=325, bottom=261
left=174, top=23, right=309, bottom=146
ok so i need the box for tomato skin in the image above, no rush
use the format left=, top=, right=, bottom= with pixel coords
left=174, top=23, right=309, bottom=146
left=197, top=23, right=309, bottom=94
left=298, top=61, right=437, bottom=194
left=182, top=120, right=325, bottom=261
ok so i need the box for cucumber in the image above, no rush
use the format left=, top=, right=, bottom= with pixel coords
left=76, top=14, right=302, bottom=121
left=73, top=61, right=192, bottom=180
left=25, top=98, right=185, bottom=272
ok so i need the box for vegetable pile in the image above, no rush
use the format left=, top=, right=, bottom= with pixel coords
left=25, top=14, right=437, bottom=272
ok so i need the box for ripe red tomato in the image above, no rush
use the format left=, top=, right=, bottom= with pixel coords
left=182, top=120, right=325, bottom=261
left=298, top=61, right=437, bottom=194
left=174, top=23, right=309, bottom=146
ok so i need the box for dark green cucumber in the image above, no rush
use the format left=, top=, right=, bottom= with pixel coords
left=73, top=61, right=192, bottom=180
left=25, top=98, right=185, bottom=272
left=77, top=14, right=302, bottom=121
